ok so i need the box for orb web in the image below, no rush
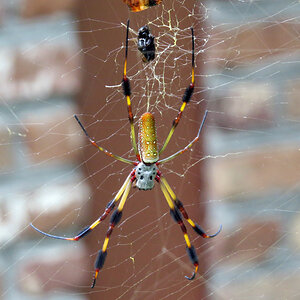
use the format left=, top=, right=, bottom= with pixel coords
left=0, top=0, right=299, bottom=299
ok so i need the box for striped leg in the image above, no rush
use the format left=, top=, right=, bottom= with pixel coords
left=159, top=27, right=195, bottom=155
left=74, top=115, right=134, bottom=165
left=160, top=177, right=222, bottom=238
left=160, top=181, right=198, bottom=280
left=31, top=174, right=132, bottom=242
left=92, top=179, right=132, bottom=288
left=158, top=110, right=208, bottom=165
left=122, top=19, right=139, bottom=159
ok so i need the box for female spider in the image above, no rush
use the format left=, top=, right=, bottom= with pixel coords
left=31, top=20, right=221, bottom=288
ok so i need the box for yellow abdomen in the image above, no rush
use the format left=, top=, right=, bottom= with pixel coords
left=138, top=112, right=159, bottom=163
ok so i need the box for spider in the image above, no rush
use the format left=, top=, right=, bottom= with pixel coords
left=123, top=0, right=162, bottom=12
left=31, top=20, right=221, bottom=288
left=138, top=24, right=155, bottom=62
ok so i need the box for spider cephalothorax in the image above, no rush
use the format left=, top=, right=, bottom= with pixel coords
left=135, top=162, right=157, bottom=190
left=31, top=20, right=221, bottom=289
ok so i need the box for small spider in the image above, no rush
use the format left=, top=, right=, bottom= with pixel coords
left=31, top=20, right=221, bottom=288
left=123, top=0, right=162, bottom=12
left=138, top=25, right=155, bottom=62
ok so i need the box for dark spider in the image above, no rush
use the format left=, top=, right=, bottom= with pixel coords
left=138, top=25, right=155, bottom=62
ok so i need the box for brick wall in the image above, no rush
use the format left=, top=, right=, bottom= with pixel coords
left=0, top=1, right=211, bottom=299
left=2, top=0, right=299, bottom=299
left=0, top=1, right=91, bottom=299
left=206, top=0, right=300, bottom=298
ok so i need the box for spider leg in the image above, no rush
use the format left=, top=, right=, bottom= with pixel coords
left=159, top=27, right=195, bottom=155
left=159, top=179, right=199, bottom=281
left=160, top=177, right=222, bottom=238
left=158, top=110, right=208, bottom=165
left=92, top=178, right=132, bottom=288
left=74, top=115, right=135, bottom=165
left=122, top=19, right=139, bottom=160
left=30, top=174, right=133, bottom=241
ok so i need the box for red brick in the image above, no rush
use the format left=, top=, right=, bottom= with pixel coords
left=209, top=145, right=300, bottom=200
left=0, top=181, right=90, bottom=244
left=215, top=272, right=300, bottom=299
left=0, top=3, right=3, bottom=26
left=286, top=78, right=300, bottom=119
left=21, top=0, right=78, bottom=18
left=18, top=244, right=89, bottom=293
left=23, top=108, right=83, bottom=165
left=0, top=128, right=14, bottom=172
left=0, top=45, right=81, bottom=102
left=212, top=81, right=275, bottom=129
left=213, top=220, right=280, bottom=265
left=207, top=22, right=300, bottom=68
left=289, top=215, right=300, bottom=251
left=28, top=182, right=91, bottom=234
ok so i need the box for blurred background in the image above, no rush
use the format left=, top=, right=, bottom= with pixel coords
left=0, top=0, right=300, bottom=299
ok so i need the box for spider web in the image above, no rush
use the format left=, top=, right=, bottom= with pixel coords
left=1, top=0, right=300, bottom=299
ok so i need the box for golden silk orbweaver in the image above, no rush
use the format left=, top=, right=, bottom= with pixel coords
left=31, top=20, right=221, bottom=288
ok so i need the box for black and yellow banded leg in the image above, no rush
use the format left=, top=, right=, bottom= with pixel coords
left=159, top=27, right=195, bottom=155
left=74, top=115, right=134, bottom=165
left=158, top=110, right=208, bottom=165
left=92, top=179, right=132, bottom=288
left=160, top=182, right=198, bottom=280
left=122, top=19, right=139, bottom=159
left=30, top=174, right=132, bottom=242
left=160, top=177, right=222, bottom=238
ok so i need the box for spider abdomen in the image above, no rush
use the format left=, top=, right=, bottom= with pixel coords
left=138, top=112, right=159, bottom=164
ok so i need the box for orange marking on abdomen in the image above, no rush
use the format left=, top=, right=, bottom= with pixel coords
left=123, top=0, right=162, bottom=12
left=138, top=112, right=159, bottom=163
